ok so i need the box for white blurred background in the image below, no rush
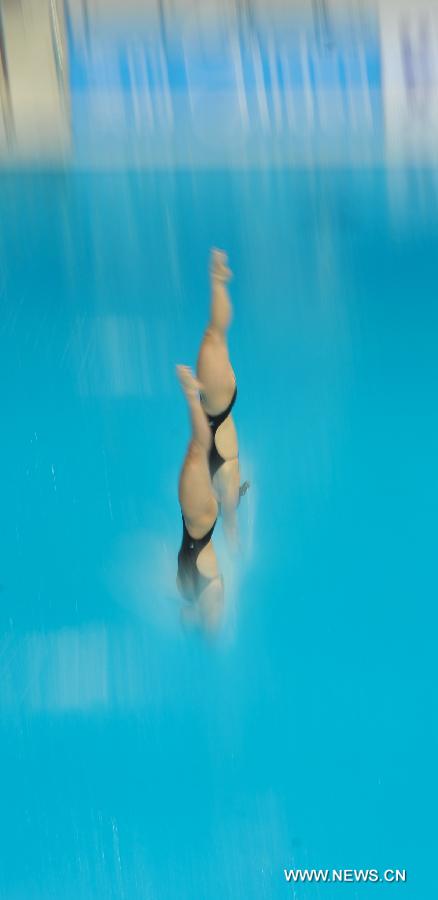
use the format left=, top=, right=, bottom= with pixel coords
left=1, top=0, right=438, bottom=165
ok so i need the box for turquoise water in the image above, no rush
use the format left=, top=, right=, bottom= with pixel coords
left=1, top=169, right=437, bottom=898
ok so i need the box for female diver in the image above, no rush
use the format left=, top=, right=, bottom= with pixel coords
left=197, top=249, right=248, bottom=546
left=176, top=365, right=223, bottom=631
left=176, top=250, right=248, bottom=630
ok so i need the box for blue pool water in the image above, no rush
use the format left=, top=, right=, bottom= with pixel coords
left=1, top=169, right=437, bottom=898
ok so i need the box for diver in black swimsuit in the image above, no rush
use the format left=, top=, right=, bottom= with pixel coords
left=175, top=252, right=247, bottom=631
left=176, top=365, right=223, bottom=631
left=197, top=250, right=248, bottom=545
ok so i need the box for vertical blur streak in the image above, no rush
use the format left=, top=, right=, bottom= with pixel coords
left=1, top=0, right=438, bottom=167
left=0, top=3, right=13, bottom=147
left=0, top=0, right=69, bottom=161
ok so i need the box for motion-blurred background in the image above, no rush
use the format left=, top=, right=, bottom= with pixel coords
left=1, top=3, right=437, bottom=900
left=1, top=0, right=437, bottom=166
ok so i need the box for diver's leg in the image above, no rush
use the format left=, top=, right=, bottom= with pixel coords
left=196, top=249, right=236, bottom=412
left=208, top=248, right=233, bottom=339
left=177, top=365, right=217, bottom=538
left=180, top=574, right=224, bottom=634
left=198, top=576, right=224, bottom=633
left=213, top=458, right=241, bottom=546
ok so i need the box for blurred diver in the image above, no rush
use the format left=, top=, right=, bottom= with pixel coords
left=176, top=365, right=224, bottom=632
left=197, top=249, right=249, bottom=546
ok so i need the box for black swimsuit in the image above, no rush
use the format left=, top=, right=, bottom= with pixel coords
left=177, top=516, right=218, bottom=600
left=204, top=386, right=237, bottom=480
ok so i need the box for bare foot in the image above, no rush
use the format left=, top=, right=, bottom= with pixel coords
left=176, top=365, right=203, bottom=398
left=210, top=248, right=232, bottom=284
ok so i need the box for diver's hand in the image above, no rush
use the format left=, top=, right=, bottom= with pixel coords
left=239, top=481, right=250, bottom=500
